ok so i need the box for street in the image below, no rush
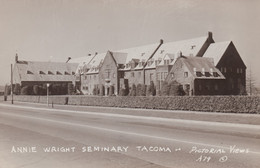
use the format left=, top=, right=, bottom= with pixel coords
left=0, top=102, right=259, bottom=168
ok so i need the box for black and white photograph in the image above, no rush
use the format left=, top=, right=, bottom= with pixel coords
left=0, top=0, right=259, bottom=167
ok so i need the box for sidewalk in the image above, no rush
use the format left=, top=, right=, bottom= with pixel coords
left=1, top=100, right=260, bottom=125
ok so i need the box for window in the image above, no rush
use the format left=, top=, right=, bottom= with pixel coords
left=214, top=84, right=218, bottom=91
left=164, top=72, right=168, bottom=79
left=206, top=84, right=210, bottom=90
left=39, top=71, right=45, bottom=75
left=157, top=73, right=160, bottom=80
left=48, top=71, right=54, bottom=75
left=139, top=72, right=141, bottom=77
left=240, top=68, right=243, bottom=73
left=237, top=68, right=240, bottom=74
left=105, top=69, right=111, bottom=78
left=113, top=73, right=116, bottom=78
left=27, top=70, right=33, bottom=74
left=184, top=72, right=188, bottom=78
left=199, top=84, right=202, bottom=91
left=131, top=72, right=134, bottom=77
left=150, top=73, right=154, bottom=81
left=72, top=72, right=75, bottom=75
left=160, top=72, right=163, bottom=80
left=64, top=71, right=70, bottom=75
left=56, top=71, right=62, bottom=75
left=223, top=67, right=227, bottom=73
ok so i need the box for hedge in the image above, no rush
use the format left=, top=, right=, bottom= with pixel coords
left=6, top=95, right=260, bottom=113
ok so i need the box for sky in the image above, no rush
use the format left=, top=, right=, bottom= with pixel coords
left=0, top=0, right=260, bottom=86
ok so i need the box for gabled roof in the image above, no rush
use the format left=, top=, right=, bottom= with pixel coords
left=111, top=52, right=128, bottom=65
left=118, top=43, right=160, bottom=63
left=202, top=41, right=231, bottom=66
left=180, top=56, right=225, bottom=79
left=71, top=55, right=94, bottom=74
left=14, top=61, right=78, bottom=82
left=88, top=53, right=107, bottom=68
left=153, top=36, right=210, bottom=61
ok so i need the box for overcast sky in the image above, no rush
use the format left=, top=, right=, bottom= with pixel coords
left=0, top=0, right=259, bottom=86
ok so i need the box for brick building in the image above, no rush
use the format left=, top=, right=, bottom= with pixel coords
left=13, top=54, right=78, bottom=94
left=76, top=32, right=246, bottom=96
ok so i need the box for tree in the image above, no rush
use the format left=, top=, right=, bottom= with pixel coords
left=246, top=66, right=259, bottom=95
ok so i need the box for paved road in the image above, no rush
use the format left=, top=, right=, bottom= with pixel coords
left=0, top=102, right=259, bottom=168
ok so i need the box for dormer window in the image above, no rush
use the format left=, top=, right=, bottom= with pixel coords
left=64, top=71, right=70, bottom=75
left=213, top=72, right=218, bottom=77
left=27, top=70, right=33, bottom=74
left=39, top=71, right=45, bottom=75
left=48, top=71, right=54, bottom=75
left=184, top=72, right=188, bottom=78
left=56, top=71, right=62, bottom=75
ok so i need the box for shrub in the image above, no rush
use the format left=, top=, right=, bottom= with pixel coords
left=21, top=86, right=29, bottom=95
left=68, top=83, right=74, bottom=95
left=99, top=85, right=105, bottom=96
left=146, top=81, right=156, bottom=96
left=169, top=81, right=180, bottom=96
left=161, top=81, right=169, bottom=96
left=136, top=84, right=142, bottom=96
left=129, top=84, right=136, bottom=96
left=33, top=85, right=40, bottom=95
left=4, top=85, right=10, bottom=96
left=119, top=88, right=126, bottom=96
left=150, top=81, right=156, bottom=96
left=140, top=84, right=146, bottom=96
left=14, top=83, right=21, bottom=95
left=109, top=85, right=114, bottom=96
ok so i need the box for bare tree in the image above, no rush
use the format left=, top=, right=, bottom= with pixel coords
left=246, top=65, right=259, bottom=96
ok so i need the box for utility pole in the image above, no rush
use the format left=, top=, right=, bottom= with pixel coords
left=11, top=64, right=13, bottom=104
left=47, top=83, right=49, bottom=106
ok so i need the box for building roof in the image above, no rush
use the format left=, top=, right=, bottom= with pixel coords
left=181, top=56, right=225, bottom=79
left=152, top=36, right=210, bottom=61
left=118, top=43, right=160, bottom=63
left=202, top=41, right=231, bottom=66
left=111, top=52, right=128, bottom=65
left=70, top=55, right=94, bottom=74
left=14, top=61, right=78, bottom=83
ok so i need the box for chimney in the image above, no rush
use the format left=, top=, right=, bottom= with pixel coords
left=66, top=57, right=71, bottom=63
left=210, top=68, right=213, bottom=75
left=160, top=39, right=164, bottom=44
left=202, top=68, right=205, bottom=75
left=193, top=67, right=197, bottom=75
left=15, top=53, right=18, bottom=63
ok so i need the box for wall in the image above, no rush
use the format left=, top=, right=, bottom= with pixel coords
left=216, top=42, right=246, bottom=95
left=99, top=52, right=119, bottom=95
